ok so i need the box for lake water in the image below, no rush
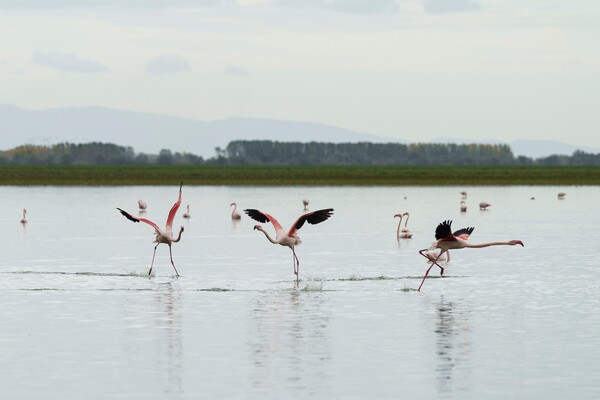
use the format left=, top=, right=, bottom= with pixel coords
left=1, top=185, right=599, bottom=399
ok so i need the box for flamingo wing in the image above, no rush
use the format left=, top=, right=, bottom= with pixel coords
left=244, top=209, right=283, bottom=231
left=117, top=208, right=160, bottom=231
left=435, top=220, right=454, bottom=240
left=288, top=208, right=334, bottom=237
left=166, top=182, right=183, bottom=228
left=453, top=227, right=474, bottom=240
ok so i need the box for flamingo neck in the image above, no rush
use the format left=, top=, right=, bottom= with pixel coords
left=404, top=214, right=410, bottom=228
left=259, top=228, right=278, bottom=244
left=231, top=203, right=237, bottom=217
left=395, top=216, right=402, bottom=238
left=465, top=241, right=513, bottom=249
left=172, top=227, right=184, bottom=243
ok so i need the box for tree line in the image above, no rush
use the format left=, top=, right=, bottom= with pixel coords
left=1, top=140, right=599, bottom=166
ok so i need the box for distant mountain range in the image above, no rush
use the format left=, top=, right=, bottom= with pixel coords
left=1, top=104, right=597, bottom=159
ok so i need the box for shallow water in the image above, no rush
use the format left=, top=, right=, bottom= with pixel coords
left=1, top=185, right=599, bottom=399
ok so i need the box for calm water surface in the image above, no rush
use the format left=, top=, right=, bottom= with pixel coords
left=1, top=185, right=599, bottom=399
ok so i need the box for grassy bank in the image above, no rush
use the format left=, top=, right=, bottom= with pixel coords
left=0, top=165, right=598, bottom=186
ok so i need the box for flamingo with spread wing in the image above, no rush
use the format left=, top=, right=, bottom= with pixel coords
left=244, top=208, right=334, bottom=284
left=117, top=182, right=185, bottom=276
left=417, top=220, right=523, bottom=291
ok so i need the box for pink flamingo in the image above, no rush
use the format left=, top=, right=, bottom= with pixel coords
left=20, top=208, right=27, bottom=224
left=244, top=208, right=334, bottom=284
left=417, top=220, right=523, bottom=291
left=117, top=182, right=185, bottom=277
left=460, top=201, right=467, bottom=212
left=302, top=199, right=309, bottom=211
left=230, top=202, right=242, bottom=220
left=394, top=213, right=412, bottom=239
left=182, top=205, right=191, bottom=219
left=479, top=202, right=491, bottom=210
left=138, top=200, right=147, bottom=210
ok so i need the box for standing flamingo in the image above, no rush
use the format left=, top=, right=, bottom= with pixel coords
left=460, top=201, right=467, bottom=213
left=20, top=208, right=27, bottom=224
left=138, top=200, right=147, bottom=210
left=417, top=220, right=523, bottom=291
left=394, top=213, right=412, bottom=239
left=182, top=205, right=191, bottom=219
left=302, top=199, right=309, bottom=211
left=244, top=208, right=334, bottom=284
left=479, top=202, right=491, bottom=210
left=117, top=182, right=185, bottom=277
left=230, top=202, right=242, bottom=220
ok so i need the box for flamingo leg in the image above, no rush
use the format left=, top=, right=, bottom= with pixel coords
left=418, top=249, right=446, bottom=275
left=418, top=249, right=446, bottom=292
left=148, top=243, right=160, bottom=276
left=292, top=247, right=300, bottom=285
left=168, top=245, right=180, bottom=277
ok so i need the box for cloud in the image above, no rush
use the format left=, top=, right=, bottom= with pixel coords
left=146, top=54, right=191, bottom=75
left=32, top=51, right=109, bottom=73
left=422, top=0, right=481, bottom=14
left=274, top=0, right=398, bottom=14
left=225, top=65, right=250, bottom=77
left=0, top=0, right=222, bottom=9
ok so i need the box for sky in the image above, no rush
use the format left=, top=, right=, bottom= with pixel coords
left=0, top=0, right=599, bottom=146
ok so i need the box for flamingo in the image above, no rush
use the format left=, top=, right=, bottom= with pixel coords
left=479, top=202, right=491, bottom=210
left=417, top=220, right=523, bottom=291
left=138, top=200, right=147, bottom=210
left=230, top=202, right=242, bottom=220
left=117, top=182, right=185, bottom=277
left=460, top=201, right=467, bottom=212
left=182, top=205, right=191, bottom=219
left=20, top=208, right=27, bottom=224
left=302, top=199, right=309, bottom=211
left=394, top=213, right=412, bottom=239
left=558, top=192, right=566, bottom=199
left=461, top=191, right=467, bottom=199
left=244, top=208, right=334, bottom=284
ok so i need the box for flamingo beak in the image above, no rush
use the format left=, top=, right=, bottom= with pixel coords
left=253, top=225, right=260, bottom=230
left=515, top=240, right=524, bottom=247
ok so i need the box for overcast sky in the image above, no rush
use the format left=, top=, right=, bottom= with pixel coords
left=0, top=0, right=598, bottom=146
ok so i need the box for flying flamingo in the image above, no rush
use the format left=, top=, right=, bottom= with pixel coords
left=394, top=212, right=412, bottom=239
left=460, top=201, right=467, bottom=212
left=182, top=205, right=191, bottom=219
left=117, top=182, right=185, bottom=277
left=244, top=208, right=334, bottom=284
left=138, top=200, right=147, bottom=210
left=417, top=220, right=523, bottom=291
left=479, top=202, right=491, bottom=210
left=302, top=199, right=309, bottom=211
left=20, top=209, right=27, bottom=224
left=230, top=202, right=242, bottom=220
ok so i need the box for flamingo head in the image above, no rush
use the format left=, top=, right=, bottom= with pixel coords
left=230, top=202, right=236, bottom=207
left=510, top=240, right=524, bottom=247
left=253, top=224, right=263, bottom=231
left=393, top=213, right=402, bottom=218
left=403, top=212, right=410, bottom=216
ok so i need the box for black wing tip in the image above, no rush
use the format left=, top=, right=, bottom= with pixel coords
left=435, top=220, right=453, bottom=240
left=243, top=209, right=269, bottom=223
left=116, top=207, right=139, bottom=223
